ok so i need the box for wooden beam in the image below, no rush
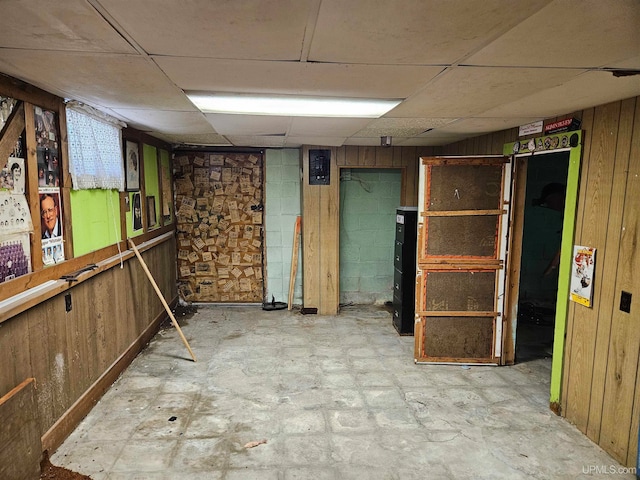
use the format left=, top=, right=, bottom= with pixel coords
left=128, top=238, right=196, bottom=362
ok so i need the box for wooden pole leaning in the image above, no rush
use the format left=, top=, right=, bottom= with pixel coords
left=288, top=216, right=301, bottom=310
left=127, top=238, right=197, bottom=362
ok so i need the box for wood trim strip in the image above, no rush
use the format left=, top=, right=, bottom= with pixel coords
left=0, top=231, right=174, bottom=322
left=417, top=311, right=498, bottom=317
left=421, top=156, right=508, bottom=166
left=40, top=296, right=176, bottom=454
left=416, top=356, right=496, bottom=364
left=0, top=224, right=174, bottom=302
left=0, top=74, right=59, bottom=112
left=421, top=209, right=505, bottom=217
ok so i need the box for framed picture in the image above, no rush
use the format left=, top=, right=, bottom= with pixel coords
left=132, top=192, right=142, bottom=231
left=147, top=195, right=156, bottom=228
left=125, top=140, right=140, bottom=191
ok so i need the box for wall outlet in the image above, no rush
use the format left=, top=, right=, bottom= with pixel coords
left=620, top=291, right=631, bottom=313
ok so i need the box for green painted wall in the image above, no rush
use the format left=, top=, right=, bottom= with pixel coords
left=70, top=189, right=121, bottom=256
left=339, top=168, right=401, bottom=305
left=265, top=149, right=302, bottom=304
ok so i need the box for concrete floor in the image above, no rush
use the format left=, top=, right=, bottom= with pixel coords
left=52, top=304, right=634, bottom=479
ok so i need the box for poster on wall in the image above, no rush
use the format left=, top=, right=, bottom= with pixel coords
left=570, top=245, right=596, bottom=307
left=39, top=188, right=65, bottom=265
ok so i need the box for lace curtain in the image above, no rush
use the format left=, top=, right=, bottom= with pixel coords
left=66, top=106, right=125, bottom=191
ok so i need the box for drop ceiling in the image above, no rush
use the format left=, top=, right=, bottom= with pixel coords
left=0, top=0, right=638, bottom=148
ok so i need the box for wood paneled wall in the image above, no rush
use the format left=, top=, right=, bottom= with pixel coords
left=0, top=238, right=177, bottom=454
left=301, top=145, right=437, bottom=314
left=442, top=97, right=640, bottom=467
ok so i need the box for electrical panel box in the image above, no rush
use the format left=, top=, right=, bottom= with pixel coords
left=309, top=149, right=330, bottom=185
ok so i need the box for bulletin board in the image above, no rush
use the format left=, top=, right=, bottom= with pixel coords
left=174, top=151, right=265, bottom=303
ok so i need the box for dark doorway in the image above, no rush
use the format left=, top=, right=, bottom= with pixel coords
left=516, top=152, right=569, bottom=362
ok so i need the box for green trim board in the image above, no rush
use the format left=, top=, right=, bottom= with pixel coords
left=504, top=130, right=583, bottom=406
left=70, top=189, right=121, bottom=256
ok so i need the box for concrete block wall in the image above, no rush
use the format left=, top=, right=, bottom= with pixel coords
left=339, top=168, right=401, bottom=305
left=265, top=149, right=303, bottom=305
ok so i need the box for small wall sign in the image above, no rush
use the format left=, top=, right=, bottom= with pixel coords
left=570, top=245, right=596, bottom=307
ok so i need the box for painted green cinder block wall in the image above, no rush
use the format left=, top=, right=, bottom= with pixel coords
left=339, top=168, right=401, bottom=305
left=264, top=149, right=302, bottom=305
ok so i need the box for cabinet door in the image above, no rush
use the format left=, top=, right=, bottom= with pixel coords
left=414, top=156, right=511, bottom=364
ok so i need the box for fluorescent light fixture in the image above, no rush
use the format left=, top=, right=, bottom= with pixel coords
left=186, top=92, right=401, bottom=118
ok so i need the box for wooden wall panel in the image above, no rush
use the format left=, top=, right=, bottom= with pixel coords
left=564, top=101, right=621, bottom=434
left=0, top=238, right=176, bottom=456
left=0, top=378, right=41, bottom=480
left=318, top=170, right=339, bottom=315
left=586, top=98, right=636, bottom=441
left=302, top=146, right=321, bottom=310
left=598, top=98, right=640, bottom=464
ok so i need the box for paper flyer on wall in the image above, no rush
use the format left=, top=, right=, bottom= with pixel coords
left=38, top=187, right=65, bottom=265
left=570, top=245, right=596, bottom=307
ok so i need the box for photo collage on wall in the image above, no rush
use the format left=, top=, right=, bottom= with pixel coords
left=35, top=106, right=64, bottom=265
left=0, top=95, right=31, bottom=283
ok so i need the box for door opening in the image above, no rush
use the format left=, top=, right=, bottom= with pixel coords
left=515, top=152, right=570, bottom=362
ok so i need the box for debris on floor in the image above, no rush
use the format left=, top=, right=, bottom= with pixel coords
left=40, top=451, right=91, bottom=480
left=243, top=439, right=267, bottom=449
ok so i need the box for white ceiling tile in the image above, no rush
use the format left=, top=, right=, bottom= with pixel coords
left=289, top=117, right=371, bottom=137
left=151, top=132, right=231, bottom=146
left=286, top=136, right=347, bottom=147
left=438, top=117, right=543, bottom=134
left=354, top=117, right=458, bottom=137
left=309, top=0, right=553, bottom=64
left=342, top=137, right=386, bottom=146
left=0, top=50, right=194, bottom=110
left=154, top=57, right=443, bottom=98
left=226, top=135, right=285, bottom=148
left=466, top=0, right=640, bottom=68
left=390, top=66, right=586, bottom=118
left=205, top=114, right=292, bottom=136
left=113, top=110, right=215, bottom=134
left=0, top=0, right=135, bottom=53
left=393, top=135, right=468, bottom=146
left=479, top=71, right=640, bottom=118
left=100, top=0, right=313, bottom=59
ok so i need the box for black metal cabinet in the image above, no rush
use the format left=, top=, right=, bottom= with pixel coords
left=392, top=207, right=417, bottom=335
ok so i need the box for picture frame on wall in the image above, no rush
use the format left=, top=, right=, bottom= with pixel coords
left=125, top=140, right=140, bottom=191
left=132, top=192, right=142, bottom=231
left=147, top=195, right=156, bottom=228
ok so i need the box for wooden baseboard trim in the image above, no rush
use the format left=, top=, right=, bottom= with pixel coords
left=41, top=296, right=178, bottom=454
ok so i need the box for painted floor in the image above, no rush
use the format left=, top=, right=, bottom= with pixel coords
left=52, top=304, right=635, bottom=479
